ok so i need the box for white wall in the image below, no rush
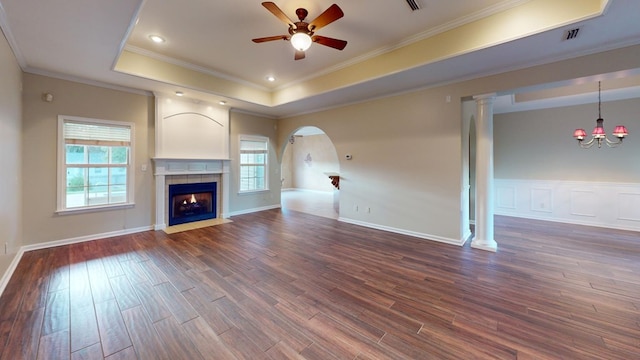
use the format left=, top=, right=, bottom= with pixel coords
left=0, top=30, right=23, bottom=285
left=155, top=95, right=229, bottom=159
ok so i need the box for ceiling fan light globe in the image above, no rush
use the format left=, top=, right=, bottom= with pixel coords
left=291, top=32, right=312, bottom=51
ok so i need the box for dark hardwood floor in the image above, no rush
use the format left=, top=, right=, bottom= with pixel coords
left=1, top=209, right=639, bottom=359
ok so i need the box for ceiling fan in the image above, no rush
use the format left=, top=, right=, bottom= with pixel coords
left=252, top=2, right=347, bottom=60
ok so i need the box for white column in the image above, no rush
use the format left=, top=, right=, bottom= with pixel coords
left=221, top=161, right=230, bottom=219
left=154, top=173, right=167, bottom=230
left=472, top=94, right=497, bottom=252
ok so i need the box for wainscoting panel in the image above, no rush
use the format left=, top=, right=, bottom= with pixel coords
left=570, top=190, right=597, bottom=217
left=495, top=179, right=640, bottom=232
left=618, top=193, right=640, bottom=221
left=530, top=188, right=552, bottom=213
left=496, top=186, right=516, bottom=209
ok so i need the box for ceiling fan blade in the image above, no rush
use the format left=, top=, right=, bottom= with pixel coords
left=308, top=4, right=344, bottom=31
left=261, top=2, right=296, bottom=28
left=294, top=50, right=306, bottom=60
left=252, top=35, right=289, bottom=43
left=312, top=35, right=347, bottom=50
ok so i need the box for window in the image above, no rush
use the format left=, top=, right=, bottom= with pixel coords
left=57, top=116, right=134, bottom=212
left=239, top=135, right=268, bottom=193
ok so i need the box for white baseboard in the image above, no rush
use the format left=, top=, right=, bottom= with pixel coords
left=228, top=204, right=281, bottom=217
left=282, top=188, right=333, bottom=195
left=0, top=249, right=25, bottom=298
left=338, top=217, right=466, bottom=247
left=21, top=225, right=154, bottom=252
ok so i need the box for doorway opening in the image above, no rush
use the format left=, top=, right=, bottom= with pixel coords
left=281, top=126, right=340, bottom=219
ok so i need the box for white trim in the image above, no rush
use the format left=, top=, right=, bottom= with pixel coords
left=238, top=134, right=270, bottom=193
left=0, top=250, right=25, bottom=298
left=0, top=225, right=152, bottom=298
left=55, top=202, right=135, bottom=215
left=0, top=1, right=27, bottom=68
left=283, top=188, right=333, bottom=195
left=57, top=115, right=135, bottom=212
left=228, top=204, right=281, bottom=217
left=152, top=158, right=231, bottom=229
left=338, top=217, right=466, bottom=247
left=495, top=179, right=640, bottom=232
left=21, top=226, right=152, bottom=252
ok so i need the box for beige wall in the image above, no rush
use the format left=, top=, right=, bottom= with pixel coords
left=0, top=30, right=23, bottom=278
left=494, top=98, right=640, bottom=182
left=278, top=44, right=640, bottom=243
left=229, top=111, right=281, bottom=213
left=281, top=142, right=293, bottom=189
left=286, top=134, right=339, bottom=192
left=279, top=86, right=464, bottom=241
left=21, top=74, right=155, bottom=245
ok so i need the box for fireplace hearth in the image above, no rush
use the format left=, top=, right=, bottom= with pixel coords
left=168, top=182, right=217, bottom=226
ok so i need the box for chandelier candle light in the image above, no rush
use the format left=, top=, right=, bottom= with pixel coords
left=573, top=81, right=628, bottom=148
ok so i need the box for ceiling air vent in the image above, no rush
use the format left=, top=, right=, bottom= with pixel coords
left=563, top=27, right=581, bottom=41
left=406, top=0, right=421, bottom=11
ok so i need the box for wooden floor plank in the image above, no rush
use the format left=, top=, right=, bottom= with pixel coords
left=131, top=281, right=172, bottom=323
left=69, top=305, right=100, bottom=353
left=41, top=289, right=70, bottom=336
left=108, top=275, right=141, bottom=311
left=95, top=299, right=132, bottom=357
left=121, top=306, right=167, bottom=359
left=181, top=317, right=239, bottom=360
left=1, top=211, right=639, bottom=359
left=37, top=330, right=70, bottom=360
left=153, top=316, right=205, bottom=359
left=70, top=342, right=103, bottom=360
left=154, top=282, right=199, bottom=324
left=103, top=346, right=137, bottom=360
left=0, top=307, right=45, bottom=360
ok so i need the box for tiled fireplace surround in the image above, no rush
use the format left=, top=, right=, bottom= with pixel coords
left=151, top=95, right=231, bottom=231
left=152, top=159, right=230, bottom=230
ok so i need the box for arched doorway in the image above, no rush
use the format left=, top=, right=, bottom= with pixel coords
left=281, top=126, right=340, bottom=219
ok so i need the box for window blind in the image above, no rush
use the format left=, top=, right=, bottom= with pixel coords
left=64, top=121, right=131, bottom=146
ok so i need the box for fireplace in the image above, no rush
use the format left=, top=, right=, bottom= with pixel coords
left=168, top=182, right=217, bottom=226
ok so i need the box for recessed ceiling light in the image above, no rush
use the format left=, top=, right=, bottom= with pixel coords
left=149, top=35, right=165, bottom=43
left=266, top=76, right=276, bottom=82
left=219, top=100, right=227, bottom=105
left=175, top=91, right=184, bottom=96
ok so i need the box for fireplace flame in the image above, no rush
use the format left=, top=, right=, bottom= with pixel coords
left=190, top=194, right=197, bottom=204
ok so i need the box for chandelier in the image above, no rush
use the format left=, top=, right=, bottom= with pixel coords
left=573, top=81, right=628, bottom=148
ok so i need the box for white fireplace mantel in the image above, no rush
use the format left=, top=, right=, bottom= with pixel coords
left=152, top=158, right=230, bottom=230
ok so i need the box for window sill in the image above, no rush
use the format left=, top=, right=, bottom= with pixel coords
left=56, top=202, right=135, bottom=215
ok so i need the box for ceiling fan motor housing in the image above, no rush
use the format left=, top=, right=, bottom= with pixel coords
left=295, top=8, right=308, bottom=21
left=252, top=2, right=347, bottom=60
